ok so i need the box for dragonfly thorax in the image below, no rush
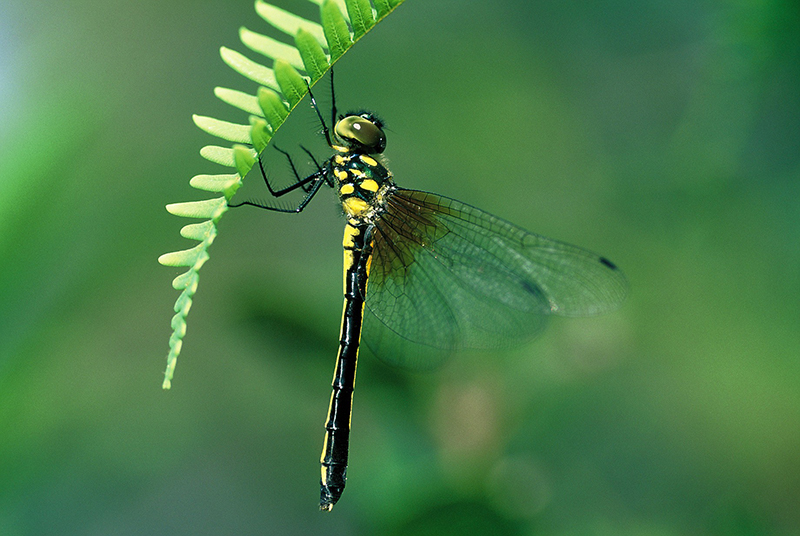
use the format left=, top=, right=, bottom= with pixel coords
left=330, top=152, right=394, bottom=222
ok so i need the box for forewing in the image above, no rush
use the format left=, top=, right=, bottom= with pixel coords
left=362, top=188, right=628, bottom=369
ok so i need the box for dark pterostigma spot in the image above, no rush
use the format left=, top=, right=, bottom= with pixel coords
left=599, top=257, right=618, bottom=270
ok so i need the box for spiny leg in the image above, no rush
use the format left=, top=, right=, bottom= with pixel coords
left=329, top=68, right=338, bottom=136
left=229, top=171, right=326, bottom=213
left=302, top=146, right=324, bottom=176
left=272, top=144, right=323, bottom=193
left=306, top=77, right=333, bottom=148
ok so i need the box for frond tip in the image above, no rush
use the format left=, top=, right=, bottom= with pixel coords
left=159, top=0, right=406, bottom=389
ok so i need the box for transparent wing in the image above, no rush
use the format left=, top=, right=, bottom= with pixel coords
left=361, top=188, right=628, bottom=369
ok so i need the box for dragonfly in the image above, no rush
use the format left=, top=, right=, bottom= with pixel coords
left=230, top=72, right=628, bottom=510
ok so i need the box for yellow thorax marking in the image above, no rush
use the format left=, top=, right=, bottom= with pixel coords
left=343, top=197, right=369, bottom=216
left=360, top=179, right=379, bottom=192
left=359, top=155, right=378, bottom=167
left=340, top=183, right=355, bottom=195
left=335, top=169, right=348, bottom=182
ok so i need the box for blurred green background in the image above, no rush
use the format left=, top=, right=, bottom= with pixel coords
left=1, top=0, right=798, bottom=534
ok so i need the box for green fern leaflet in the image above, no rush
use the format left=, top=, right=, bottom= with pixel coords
left=158, top=0, right=405, bottom=389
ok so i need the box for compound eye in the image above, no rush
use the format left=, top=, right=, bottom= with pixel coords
left=335, top=116, right=387, bottom=153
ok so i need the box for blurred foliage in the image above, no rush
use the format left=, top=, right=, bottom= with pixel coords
left=0, top=0, right=798, bottom=535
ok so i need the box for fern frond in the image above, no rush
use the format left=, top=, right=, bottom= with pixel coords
left=159, top=0, right=406, bottom=389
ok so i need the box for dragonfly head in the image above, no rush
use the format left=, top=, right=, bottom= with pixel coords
left=334, top=112, right=387, bottom=154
